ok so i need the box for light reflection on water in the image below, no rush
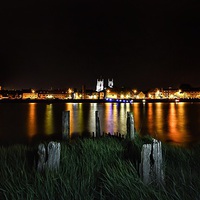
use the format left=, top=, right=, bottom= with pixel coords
left=0, top=102, right=200, bottom=146
left=167, top=103, right=190, bottom=145
left=44, top=104, right=54, bottom=135
left=27, top=103, right=37, bottom=138
left=143, top=102, right=200, bottom=146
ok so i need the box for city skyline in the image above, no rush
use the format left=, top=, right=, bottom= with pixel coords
left=1, top=0, right=200, bottom=90
left=1, top=77, right=199, bottom=92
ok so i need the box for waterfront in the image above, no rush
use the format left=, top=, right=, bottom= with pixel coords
left=0, top=102, right=200, bottom=147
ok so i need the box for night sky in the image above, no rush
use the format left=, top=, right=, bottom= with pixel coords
left=1, top=0, right=200, bottom=91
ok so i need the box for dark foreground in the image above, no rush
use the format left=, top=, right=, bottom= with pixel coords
left=0, top=135, right=200, bottom=200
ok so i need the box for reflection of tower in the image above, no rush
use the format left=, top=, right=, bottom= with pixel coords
left=96, top=79, right=104, bottom=92
left=108, top=78, right=113, bottom=88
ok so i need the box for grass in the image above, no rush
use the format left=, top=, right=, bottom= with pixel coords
left=0, top=134, right=200, bottom=200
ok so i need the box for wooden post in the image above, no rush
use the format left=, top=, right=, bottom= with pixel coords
left=47, top=141, right=61, bottom=171
left=139, top=139, right=164, bottom=185
left=37, top=141, right=61, bottom=172
left=95, top=111, right=101, bottom=138
left=62, top=110, right=70, bottom=140
left=37, top=143, right=46, bottom=172
left=126, top=111, right=135, bottom=140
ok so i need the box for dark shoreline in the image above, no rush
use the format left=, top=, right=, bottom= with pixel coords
left=0, top=98, right=200, bottom=103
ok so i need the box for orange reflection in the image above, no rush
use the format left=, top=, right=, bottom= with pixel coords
left=147, top=103, right=154, bottom=134
left=154, top=103, right=164, bottom=135
left=44, top=104, right=54, bottom=135
left=104, top=103, right=113, bottom=134
left=168, top=103, right=189, bottom=146
left=27, top=103, right=37, bottom=138
left=77, top=103, right=84, bottom=136
left=132, top=103, right=140, bottom=131
left=118, top=103, right=129, bottom=134
left=65, top=103, right=74, bottom=136
left=146, top=103, right=165, bottom=139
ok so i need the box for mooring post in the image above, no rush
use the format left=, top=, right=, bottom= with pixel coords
left=37, top=141, right=61, bottom=172
left=47, top=141, right=61, bottom=171
left=126, top=111, right=135, bottom=140
left=62, top=110, right=70, bottom=140
left=139, top=139, right=164, bottom=185
left=37, top=143, right=46, bottom=172
left=95, top=110, right=101, bottom=138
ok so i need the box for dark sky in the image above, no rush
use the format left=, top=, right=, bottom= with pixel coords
left=1, top=0, right=200, bottom=91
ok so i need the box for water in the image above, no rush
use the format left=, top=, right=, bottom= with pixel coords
left=0, top=102, right=200, bottom=147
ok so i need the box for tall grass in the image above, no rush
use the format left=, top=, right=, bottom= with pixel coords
left=0, top=136, right=200, bottom=200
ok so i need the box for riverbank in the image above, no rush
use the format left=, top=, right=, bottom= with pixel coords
left=0, top=135, right=200, bottom=200
left=0, top=98, right=200, bottom=103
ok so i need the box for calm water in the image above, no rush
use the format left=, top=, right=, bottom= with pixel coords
left=0, top=102, right=200, bottom=147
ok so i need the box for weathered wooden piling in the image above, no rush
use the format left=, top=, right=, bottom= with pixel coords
left=62, top=110, right=70, bottom=140
left=37, top=143, right=46, bottom=172
left=37, top=141, right=61, bottom=172
left=139, top=139, right=164, bottom=185
left=95, top=110, right=101, bottom=138
left=47, top=141, right=61, bottom=171
left=126, top=111, right=135, bottom=140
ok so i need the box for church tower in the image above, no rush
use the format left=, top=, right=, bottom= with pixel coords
left=108, top=78, right=113, bottom=88
left=96, top=78, right=104, bottom=92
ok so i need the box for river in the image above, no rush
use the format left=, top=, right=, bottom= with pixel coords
left=0, top=102, right=200, bottom=147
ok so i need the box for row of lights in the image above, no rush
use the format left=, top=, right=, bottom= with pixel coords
left=105, top=98, right=134, bottom=103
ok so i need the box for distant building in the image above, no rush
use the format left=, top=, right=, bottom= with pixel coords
left=105, top=88, right=118, bottom=99
left=136, top=91, right=146, bottom=99
left=96, top=78, right=114, bottom=92
left=108, top=79, right=113, bottom=88
left=147, top=87, right=200, bottom=99
left=38, top=89, right=67, bottom=99
left=22, top=89, right=38, bottom=99
left=96, top=78, right=104, bottom=92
